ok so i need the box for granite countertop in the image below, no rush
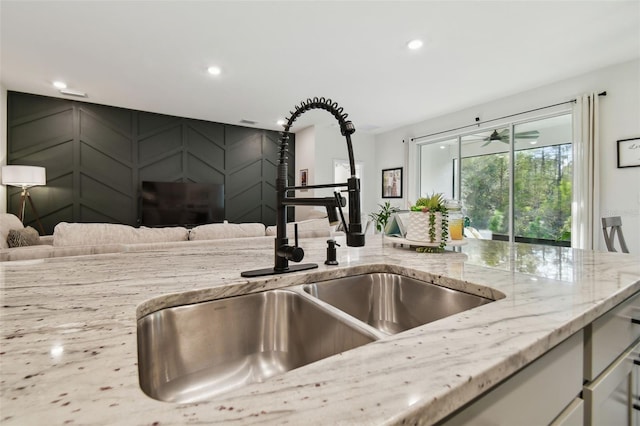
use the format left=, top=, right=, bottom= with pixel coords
left=1, top=235, right=639, bottom=425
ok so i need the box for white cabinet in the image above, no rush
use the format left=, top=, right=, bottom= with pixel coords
left=583, top=292, right=640, bottom=426
left=634, top=349, right=640, bottom=426
left=584, top=341, right=637, bottom=425
left=585, top=292, right=640, bottom=381
left=440, top=291, right=640, bottom=426
left=440, top=331, right=583, bottom=426
left=550, top=398, right=584, bottom=426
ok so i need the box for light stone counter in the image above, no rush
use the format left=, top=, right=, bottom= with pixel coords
left=1, top=235, right=639, bottom=425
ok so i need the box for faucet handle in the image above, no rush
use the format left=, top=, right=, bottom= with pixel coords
left=276, top=223, right=304, bottom=263
left=281, top=245, right=304, bottom=263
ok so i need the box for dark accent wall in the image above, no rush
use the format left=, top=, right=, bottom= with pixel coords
left=6, top=92, right=294, bottom=234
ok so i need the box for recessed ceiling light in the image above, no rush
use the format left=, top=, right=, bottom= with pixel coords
left=53, top=81, right=67, bottom=89
left=407, top=39, right=423, bottom=50
left=276, top=119, right=286, bottom=126
left=440, top=145, right=446, bottom=149
left=207, top=66, right=222, bottom=76
left=530, top=140, right=538, bottom=145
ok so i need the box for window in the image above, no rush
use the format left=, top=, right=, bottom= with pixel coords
left=418, top=113, right=572, bottom=247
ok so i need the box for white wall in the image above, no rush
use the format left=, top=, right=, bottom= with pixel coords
left=375, top=59, right=640, bottom=253
left=420, top=143, right=456, bottom=200
left=1, top=84, right=6, bottom=213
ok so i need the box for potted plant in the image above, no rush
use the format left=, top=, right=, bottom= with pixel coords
left=369, top=201, right=400, bottom=233
left=406, top=192, right=449, bottom=250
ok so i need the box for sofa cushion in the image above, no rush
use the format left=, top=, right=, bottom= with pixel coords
left=7, top=226, right=40, bottom=247
left=189, top=222, right=266, bottom=240
left=53, top=222, right=189, bottom=247
left=0, top=213, right=25, bottom=249
left=265, top=218, right=331, bottom=239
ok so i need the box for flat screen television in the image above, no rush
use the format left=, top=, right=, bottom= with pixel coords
left=140, top=181, right=224, bottom=227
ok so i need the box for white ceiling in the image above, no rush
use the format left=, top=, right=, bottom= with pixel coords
left=1, top=1, right=639, bottom=135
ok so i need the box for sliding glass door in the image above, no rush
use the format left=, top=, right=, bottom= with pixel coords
left=513, top=115, right=572, bottom=245
left=418, top=113, right=572, bottom=246
left=460, top=127, right=511, bottom=239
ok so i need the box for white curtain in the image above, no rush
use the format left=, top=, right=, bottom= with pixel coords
left=572, top=93, right=600, bottom=250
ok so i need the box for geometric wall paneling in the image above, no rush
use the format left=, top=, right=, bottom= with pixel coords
left=9, top=107, right=74, bottom=155
left=8, top=91, right=71, bottom=122
left=33, top=173, right=74, bottom=234
left=137, top=124, right=182, bottom=164
left=79, top=102, right=133, bottom=136
left=77, top=102, right=136, bottom=227
left=79, top=204, right=123, bottom=225
left=185, top=153, right=225, bottom=184
left=138, top=152, right=183, bottom=183
left=8, top=100, right=74, bottom=155
left=184, top=120, right=225, bottom=186
left=17, top=140, right=74, bottom=179
left=225, top=159, right=262, bottom=196
left=7, top=93, right=78, bottom=235
left=185, top=123, right=225, bottom=176
left=224, top=125, right=264, bottom=223
left=41, top=173, right=75, bottom=212
left=79, top=142, right=133, bottom=195
left=185, top=120, right=225, bottom=150
left=225, top=182, right=263, bottom=224
left=79, top=173, right=133, bottom=224
left=8, top=141, right=74, bottom=226
left=79, top=107, right=133, bottom=163
left=137, top=111, right=181, bottom=136
left=7, top=91, right=295, bottom=234
left=225, top=125, right=263, bottom=170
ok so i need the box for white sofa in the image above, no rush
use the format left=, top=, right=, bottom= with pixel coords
left=0, top=214, right=335, bottom=262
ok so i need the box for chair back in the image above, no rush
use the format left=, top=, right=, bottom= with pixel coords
left=601, top=216, right=629, bottom=253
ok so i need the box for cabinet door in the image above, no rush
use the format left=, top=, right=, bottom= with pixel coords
left=633, top=347, right=640, bottom=426
left=550, top=398, right=584, bottom=426
left=584, top=341, right=639, bottom=425
left=585, top=293, right=640, bottom=381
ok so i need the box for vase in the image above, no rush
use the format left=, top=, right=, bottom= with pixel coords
left=405, top=211, right=449, bottom=243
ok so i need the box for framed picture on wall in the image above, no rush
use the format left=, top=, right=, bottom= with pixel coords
left=617, top=137, right=640, bottom=168
left=382, top=167, right=402, bottom=198
left=299, top=168, right=308, bottom=192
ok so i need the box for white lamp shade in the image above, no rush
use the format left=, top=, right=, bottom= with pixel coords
left=1, top=165, right=47, bottom=187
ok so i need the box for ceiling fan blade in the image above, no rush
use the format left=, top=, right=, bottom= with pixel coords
left=481, top=140, right=492, bottom=147
left=514, top=130, right=540, bottom=138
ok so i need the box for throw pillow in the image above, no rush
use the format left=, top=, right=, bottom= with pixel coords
left=0, top=213, right=25, bottom=249
left=7, top=226, right=40, bottom=248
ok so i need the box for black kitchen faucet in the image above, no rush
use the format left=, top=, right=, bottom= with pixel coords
left=241, top=97, right=365, bottom=277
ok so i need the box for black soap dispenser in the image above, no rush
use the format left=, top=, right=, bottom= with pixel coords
left=325, top=239, right=340, bottom=265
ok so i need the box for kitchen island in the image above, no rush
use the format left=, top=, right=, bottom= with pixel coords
left=1, top=235, right=639, bottom=425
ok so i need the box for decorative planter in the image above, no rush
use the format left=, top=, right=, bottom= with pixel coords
left=405, top=211, right=450, bottom=243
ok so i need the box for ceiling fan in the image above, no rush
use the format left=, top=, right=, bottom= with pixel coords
left=478, top=129, right=540, bottom=147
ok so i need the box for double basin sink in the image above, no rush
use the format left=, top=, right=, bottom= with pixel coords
left=137, top=272, right=497, bottom=403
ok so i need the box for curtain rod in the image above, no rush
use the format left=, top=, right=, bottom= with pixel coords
left=410, top=91, right=607, bottom=142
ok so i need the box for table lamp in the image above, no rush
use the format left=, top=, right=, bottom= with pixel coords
left=2, top=165, right=46, bottom=234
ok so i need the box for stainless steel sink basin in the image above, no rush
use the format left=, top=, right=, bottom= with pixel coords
left=303, top=273, right=494, bottom=335
left=137, top=289, right=377, bottom=403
